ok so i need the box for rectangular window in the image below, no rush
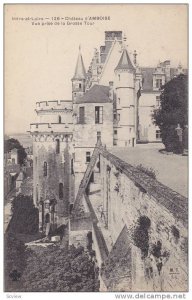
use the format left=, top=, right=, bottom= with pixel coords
left=56, top=139, right=60, bottom=154
left=79, top=107, right=85, bottom=124
left=156, top=96, right=160, bottom=106
left=86, top=152, right=91, bottom=163
left=118, top=113, right=120, bottom=121
left=59, top=183, right=64, bottom=199
left=43, top=162, right=47, bottom=177
left=97, top=131, right=101, bottom=142
left=156, top=130, right=162, bottom=139
left=71, top=159, right=73, bottom=174
left=114, top=130, right=117, bottom=135
left=156, top=79, right=162, bottom=89
left=95, top=106, right=103, bottom=124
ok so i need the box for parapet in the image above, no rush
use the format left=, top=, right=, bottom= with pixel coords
left=35, top=100, right=72, bottom=112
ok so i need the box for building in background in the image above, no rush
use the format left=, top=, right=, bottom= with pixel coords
left=30, top=30, right=187, bottom=231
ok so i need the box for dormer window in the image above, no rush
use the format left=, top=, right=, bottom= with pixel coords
left=156, top=79, right=162, bottom=89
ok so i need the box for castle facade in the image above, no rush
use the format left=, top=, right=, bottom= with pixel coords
left=30, top=31, right=186, bottom=231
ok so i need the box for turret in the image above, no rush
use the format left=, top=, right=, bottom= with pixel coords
left=114, top=47, right=136, bottom=147
left=72, top=46, right=86, bottom=102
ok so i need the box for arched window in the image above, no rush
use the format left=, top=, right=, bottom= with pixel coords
left=43, top=162, right=47, bottom=176
left=59, top=183, right=64, bottom=199
left=58, top=115, right=61, bottom=123
left=56, top=139, right=60, bottom=154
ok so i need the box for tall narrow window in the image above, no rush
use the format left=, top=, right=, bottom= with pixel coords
left=59, top=183, right=64, bottom=199
left=97, top=131, right=101, bottom=142
left=95, top=106, right=103, bottom=124
left=86, top=152, right=91, bottom=163
left=71, top=159, right=74, bottom=175
left=79, top=107, right=85, bottom=124
left=56, top=139, right=60, bottom=154
left=58, top=115, right=61, bottom=123
left=79, top=83, right=82, bottom=89
left=156, top=79, right=162, bottom=89
left=43, top=162, right=47, bottom=177
left=156, top=96, right=160, bottom=107
left=118, top=74, right=120, bottom=81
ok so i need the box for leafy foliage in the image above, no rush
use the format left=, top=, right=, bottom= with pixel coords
left=136, top=164, right=156, bottom=180
left=4, top=232, right=27, bottom=291
left=132, top=216, right=151, bottom=258
left=4, top=138, right=27, bottom=165
left=152, top=74, right=188, bottom=152
left=20, top=244, right=100, bottom=292
left=10, top=194, right=39, bottom=235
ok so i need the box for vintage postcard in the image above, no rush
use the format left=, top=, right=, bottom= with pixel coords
left=4, top=3, right=188, bottom=295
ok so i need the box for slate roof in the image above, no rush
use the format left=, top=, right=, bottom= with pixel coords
left=72, top=50, right=86, bottom=80
left=101, top=225, right=132, bottom=291
left=75, top=84, right=111, bottom=104
left=115, top=48, right=135, bottom=72
left=141, top=67, right=188, bottom=92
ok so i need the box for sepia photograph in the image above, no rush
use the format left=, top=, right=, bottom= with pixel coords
left=4, top=3, right=188, bottom=294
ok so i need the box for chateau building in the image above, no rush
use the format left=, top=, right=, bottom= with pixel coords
left=30, top=30, right=187, bottom=232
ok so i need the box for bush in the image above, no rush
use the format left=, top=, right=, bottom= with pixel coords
left=136, top=164, right=157, bottom=180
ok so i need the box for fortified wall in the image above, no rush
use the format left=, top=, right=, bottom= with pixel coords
left=69, top=144, right=188, bottom=292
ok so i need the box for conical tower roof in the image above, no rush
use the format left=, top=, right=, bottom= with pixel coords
left=115, top=48, right=135, bottom=72
left=72, top=47, right=86, bottom=80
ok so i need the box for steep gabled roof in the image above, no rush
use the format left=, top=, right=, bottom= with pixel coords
left=115, top=48, right=135, bottom=72
left=72, top=49, right=86, bottom=80
left=75, top=84, right=111, bottom=104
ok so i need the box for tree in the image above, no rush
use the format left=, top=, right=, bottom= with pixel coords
left=4, top=232, right=27, bottom=291
left=152, top=74, right=188, bottom=152
left=20, top=244, right=100, bottom=292
left=10, top=194, right=39, bottom=235
left=4, top=138, right=27, bottom=165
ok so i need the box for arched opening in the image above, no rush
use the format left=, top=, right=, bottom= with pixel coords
left=59, top=183, right=64, bottom=199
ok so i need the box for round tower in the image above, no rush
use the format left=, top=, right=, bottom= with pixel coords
left=114, top=47, right=136, bottom=147
left=30, top=100, right=74, bottom=232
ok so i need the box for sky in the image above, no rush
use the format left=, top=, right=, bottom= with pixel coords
left=4, top=4, right=188, bottom=134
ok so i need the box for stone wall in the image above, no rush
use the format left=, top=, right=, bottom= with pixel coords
left=99, top=147, right=188, bottom=291
left=32, top=134, right=74, bottom=229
